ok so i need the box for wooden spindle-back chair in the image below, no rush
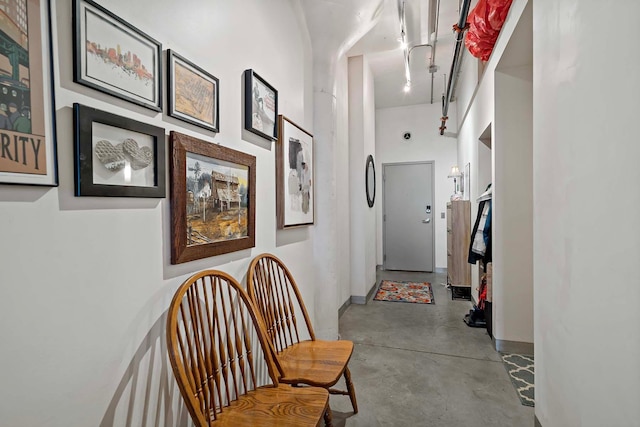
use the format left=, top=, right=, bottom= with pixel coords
left=247, top=254, right=358, bottom=413
left=166, top=270, right=332, bottom=426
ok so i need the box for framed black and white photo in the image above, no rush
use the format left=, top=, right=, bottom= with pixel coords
left=0, top=0, right=58, bottom=186
left=276, top=115, right=314, bottom=228
left=74, top=103, right=166, bottom=197
left=73, top=0, right=162, bottom=111
left=244, top=69, right=277, bottom=140
left=168, top=50, right=219, bottom=133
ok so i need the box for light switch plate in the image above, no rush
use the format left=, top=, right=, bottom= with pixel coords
left=441, top=212, right=445, bottom=219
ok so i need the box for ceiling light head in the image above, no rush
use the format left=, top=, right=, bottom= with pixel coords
left=404, top=82, right=411, bottom=92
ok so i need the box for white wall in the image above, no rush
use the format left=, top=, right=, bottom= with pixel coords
left=363, top=57, right=376, bottom=294
left=375, top=102, right=457, bottom=269
left=455, top=0, right=533, bottom=348
left=0, top=1, right=313, bottom=425
left=348, top=55, right=377, bottom=300
left=533, top=0, right=640, bottom=425
left=493, top=64, right=533, bottom=345
left=336, top=54, right=352, bottom=307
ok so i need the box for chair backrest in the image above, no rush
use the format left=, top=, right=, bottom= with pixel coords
left=166, top=270, right=279, bottom=426
left=247, top=253, right=316, bottom=355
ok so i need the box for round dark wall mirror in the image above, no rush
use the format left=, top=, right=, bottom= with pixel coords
left=365, top=154, right=375, bottom=208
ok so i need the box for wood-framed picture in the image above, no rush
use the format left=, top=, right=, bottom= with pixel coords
left=73, top=0, right=162, bottom=111
left=276, top=115, right=314, bottom=228
left=170, top=131, right=256, bottom=264
left=73, top=103, right=166, bottom=197
left=167, top=50, right=219, bottom=133
left=244, top=69, right=277, bottom=141
left=0, top=0, right=58, bottom=186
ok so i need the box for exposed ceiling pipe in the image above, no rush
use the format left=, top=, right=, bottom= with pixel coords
left=428, top=0, right=440, bottom=69
left=399, top=1, right=412, bottom=89
left=440, top=0, right=472, bottom=135
left=401, top=0, right=443, bottom=103
left=428, top=0, right=440, bottom=103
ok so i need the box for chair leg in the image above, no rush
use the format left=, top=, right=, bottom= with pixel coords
left=324, top=406, right=333, bottom=427
left=344, top=366, right=358, bottom=414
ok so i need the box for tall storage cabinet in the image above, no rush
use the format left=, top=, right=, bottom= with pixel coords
left=446, top=200, right=471, bottom=299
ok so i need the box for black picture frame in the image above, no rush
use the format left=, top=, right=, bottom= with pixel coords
left=276, top=115, right=314, bottom=228
left=167, top=50, right=219, bottom=133
left=73, top=0, right=162, bottom=111
left=366, top=154, right=376, bottom=208
left=74, top=103, right=166, bottom=197
left=244, top=69, right=278, bottom=141
left=0, top=0, right=58, bottom=186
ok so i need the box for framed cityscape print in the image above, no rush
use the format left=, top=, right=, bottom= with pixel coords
left=276, top=115, right=314, bottom=228
left=0, top=0, right=58, bottom=186
left=73, top=0, right=162, bottom=111
left=170, top=131, right=256, bottom=264
left=73, top=103, right=166, bottom=197
left=167, top=49, right=219, bottom=133
left=244, top=69, right=277, bottom=140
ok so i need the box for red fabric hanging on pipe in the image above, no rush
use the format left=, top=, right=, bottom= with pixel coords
left=464, top=0, right=513, bottom=61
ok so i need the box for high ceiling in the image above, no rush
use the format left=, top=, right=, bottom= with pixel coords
left=347, top=0, right=462, bottom=109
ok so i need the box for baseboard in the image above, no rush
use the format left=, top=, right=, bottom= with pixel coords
left=494, top=338, right=534, bottom=355
left=350, top=295, right=365, bottom=304
left=351, top=281, right=379, bottom=305
left=534, top=414, right=542, bottom=427
left=377, top=266, right=446, bottom=273
left=338, top=298, right=351, bottom=318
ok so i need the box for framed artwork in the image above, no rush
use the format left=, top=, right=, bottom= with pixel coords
left=170, top=131, right=256, bottom=264
left=73, top=0, right=162, bottom=111
left=244, top=69, right=277, bottom=140
left=167, top=50, right=219, bottom=133
left=276, top=115, right=314, bottom=228
left=73, top=103, right=166, bottom=197
left=0, top=0, right=58, bottom=186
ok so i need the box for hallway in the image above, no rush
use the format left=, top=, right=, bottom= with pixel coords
left=332, top=270, right=534, bottom=426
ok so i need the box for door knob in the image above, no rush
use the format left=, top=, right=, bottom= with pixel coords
left=422, top=218, right=431, bottom=223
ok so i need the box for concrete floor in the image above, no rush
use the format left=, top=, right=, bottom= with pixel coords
left=330, top=269, right=534, bottom=427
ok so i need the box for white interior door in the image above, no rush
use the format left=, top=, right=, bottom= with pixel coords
left=383, top=162, right=434, bottom=271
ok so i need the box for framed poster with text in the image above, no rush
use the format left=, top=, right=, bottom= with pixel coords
left=0, top=0, right=58, bottom=186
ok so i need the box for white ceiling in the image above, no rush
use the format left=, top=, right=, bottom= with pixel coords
left=347, top=0, right=462, bottom=109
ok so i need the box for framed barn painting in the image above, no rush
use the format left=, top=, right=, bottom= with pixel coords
left=73, top=0, right=162, bottom=111
left=276, top=115, right=314, bottom=228
left=73, top=103, right=166, bottom=197
left=243, top=69, right=277, bottom=141
left=0, top=0, right=58, bottom=186
left=170, top=131, right=256, bottom=264
left=167, top=50, right=219, bottom=133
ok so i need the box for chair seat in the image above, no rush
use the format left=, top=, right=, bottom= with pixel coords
left=214, top=384, right=329, bottom=427
left=278, top=339, right=354, bottom=386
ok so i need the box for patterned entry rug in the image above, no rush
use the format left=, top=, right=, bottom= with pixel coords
left=373, top=280, right=434, bottom=304
left=502, top=353, right=535, bottom=407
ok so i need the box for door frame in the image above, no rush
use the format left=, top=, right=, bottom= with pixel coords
left=382, top=160, right=436, bottom=272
